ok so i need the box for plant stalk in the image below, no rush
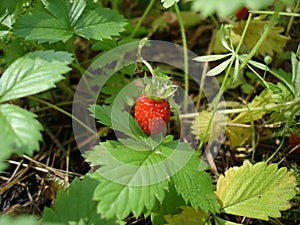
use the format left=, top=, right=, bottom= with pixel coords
left=174, top=2, right=189, bottom=113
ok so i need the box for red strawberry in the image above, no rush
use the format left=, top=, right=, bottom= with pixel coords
left=235, top=7, right=249, bottom=20
left=134, top=95, right=170, bottom=135
left=289, top=133, right=300, bottom=153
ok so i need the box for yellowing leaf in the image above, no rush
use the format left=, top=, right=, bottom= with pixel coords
left=225, top=126, right=251, bottom=149
left=216, top=162, right=297, bottom=220
left=225, top=89, right=274, bottom=149
left=191, top=111, right=227, bottom=142
left=164, top=206, right=210, bottom=225
left=232, top=18, right=289, bottom=56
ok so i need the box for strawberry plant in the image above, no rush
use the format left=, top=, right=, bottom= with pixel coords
left=0, top=0, right=299, bottom=224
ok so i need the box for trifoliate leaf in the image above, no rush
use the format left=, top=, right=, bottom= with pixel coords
left=13, top=0, right=127, bottom=43
left=0, top=215, right=39, bottom=225
left=232, top=18, right=289, bottom=56
left=43, top=176, right=119, bottom=225
left=191, top=0, right=274, bottom=18
left=161, top=0, right=180, bottom=9
left=0, top=104, right=42, bottom=170
left=84, top=137, right=219, bottom=219
left=216, top=162, right=297, bottom=220
left=164, top=206, right=210, bottom=225
left=0, top=50, right=73, bottom=103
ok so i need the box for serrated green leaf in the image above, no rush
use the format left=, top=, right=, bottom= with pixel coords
left=0, top=215, right=39, bottom=225
left=84, top=137, right=217, bottom=220
left=164, top=206, right=210, bottom=225
left=191, top=0, right=274, bottom=18
left=161, top=0, right=180, bottom=9
left=43, top=176, right=119, bottom=225
left=206, top=58, right=232, bottom=76
left=193, top=53, right=232, bottom=62
left=14, top=0, right=127, bottom=43
left=74, top=7, right=127, bottom=40
left=216, top=162, right=297, bottom=220
left=0, top=104, right=42, bottom=170
left=169, top=149, right=220, bottom=213
left=0, top=50, right=73, bottom=103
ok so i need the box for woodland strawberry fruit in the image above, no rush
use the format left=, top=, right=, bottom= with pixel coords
left=134, top=95, right=170, bottom=135
left=235, top=7, right=249, bottom=20
left=134, top=72, right=177, bottom=135
left=289, top=133, right=300, bottom=153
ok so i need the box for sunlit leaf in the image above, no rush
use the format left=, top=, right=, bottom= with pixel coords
left=216, top=162, right=297, bottom=220
left=193, top=53, right=232, bottom=62
left=291, top=51, right=300, bottom=95
left=206, top=58, right=232, bottom=76
left=0, top=50, right=73, bottom=103
left=0, top=104, right=42, bottom=170
left=161, top=0, right=180, bottom=9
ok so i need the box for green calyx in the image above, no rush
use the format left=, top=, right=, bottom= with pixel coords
left=143, top=71, right=177, bottom=100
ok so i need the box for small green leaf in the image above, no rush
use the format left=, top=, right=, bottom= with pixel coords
left=216, top=162, right=297, bottom=220
left=206, top=58, right=232, bottom=76
left=233, top=57, right=240, bottom=82
left=0, top=104, right=42, bottom=170
left=220, top=25, right=233, bottom=52
left=43, top=176, right=118, bottom=225
left=193, top=53, right=232, bottom=62
left=0, top=50, right=73, bottom=103
left=291, top=52, right=300, bottom=95
left=164, top=206, right=210, bottom=225
left=161, top=0, right=180, bottom=9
